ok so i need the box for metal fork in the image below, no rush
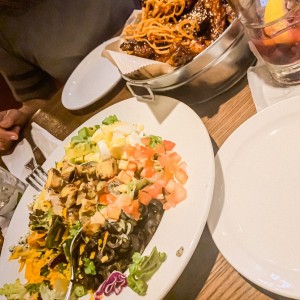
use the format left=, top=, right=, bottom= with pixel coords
left=25, top=157, right=47, bottom=191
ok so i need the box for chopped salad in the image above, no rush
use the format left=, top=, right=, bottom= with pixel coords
left=0, top=115, right=188, bottom=299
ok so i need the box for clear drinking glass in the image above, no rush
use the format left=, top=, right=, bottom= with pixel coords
left=229, top=0, right=300, bottom=85
left=0, top=167, right=26, bottom=216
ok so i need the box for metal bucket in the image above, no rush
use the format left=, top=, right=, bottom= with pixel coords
left=123, top=19, right=255, bottom=102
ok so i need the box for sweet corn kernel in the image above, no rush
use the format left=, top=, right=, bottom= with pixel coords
left=100, top=255, right=108, bottom=263
left=89, top=251, right=95, bottom=259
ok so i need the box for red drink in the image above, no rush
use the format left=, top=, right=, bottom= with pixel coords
left=244, top=4, right=300, bottom=84
left=252, top=30, right=300, bottom=66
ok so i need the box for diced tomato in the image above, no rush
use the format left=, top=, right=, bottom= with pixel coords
left=157, top=153, right=167, bottom=166
left=114, top=194, right=132, bottom=208
left=131, top=145, right=142, bottom=159
left=179, top=161, right=187, bottom=170
left=163, top=201, right=174, bottom=210
left=156, top=177, right=169, bottom=187
left=141, top=137, right=150, bottom=146
left=99, top=193, right=116, bottom=205
left=125, top=145, right=136, bottom=156
left=142, top=145, right=155, bottom=159
left=153, top=143, right=166, bottom=154
left=106, top=205, right=121, bottom=220
left=142, top=182, right=163, bottom=198
left=169, top=151, right=181, bottom=163
left=158, top=153, right=179, bottom=174
left=175, top=168, right=188, bottom=184
left=141, top=167, right=155, bottom=178
left=163, top=140, right=176, bottom=151
left=126, top=161, right=137, bottom=172
left=138, top=190, right=152, bottom=205
left=165, top=183, right=187, bottom=205
left=140, top=158, right=156, bottom=178
left=123, top=199, right=140, bottom=220
left=127, top=144, right=154, bottom=161
left=165, top=179, right=176, bottom=193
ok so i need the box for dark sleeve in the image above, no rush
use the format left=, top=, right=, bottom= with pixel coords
left=0, top=0, right=140, bottom=102
left=0, top=47, right=56, bottom=102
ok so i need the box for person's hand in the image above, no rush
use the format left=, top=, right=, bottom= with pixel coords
left=0, top=109, right=30, bottom=153
left=0, top=99, right=47, bottom=153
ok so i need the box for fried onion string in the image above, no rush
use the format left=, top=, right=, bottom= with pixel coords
left=122, top=0, right=200, bottom=55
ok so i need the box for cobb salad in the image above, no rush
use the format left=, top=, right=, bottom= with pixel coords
left=0, top=115, right=188, bottom=299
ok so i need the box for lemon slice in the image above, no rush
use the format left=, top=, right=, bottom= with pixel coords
left=263, top=0, right=297, bottom=44
left=264, top=0, right=287, bottom=23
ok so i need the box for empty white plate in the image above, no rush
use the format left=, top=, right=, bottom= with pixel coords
left=62, top=37, right=121, bottom=110
left=208, top=95, right=300, bottom=299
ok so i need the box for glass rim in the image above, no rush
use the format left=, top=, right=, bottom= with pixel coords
left=242, top=4, right=300, bottom=28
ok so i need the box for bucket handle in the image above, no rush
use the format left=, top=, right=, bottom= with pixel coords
left=126, top=82, right=155, bottom=102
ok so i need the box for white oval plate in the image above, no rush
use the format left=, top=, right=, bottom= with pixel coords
left=0, top=96, right=215, bottom=300
left=62, top=37, right=121, bottom=110
left=208, top=95, right=300, bottom=299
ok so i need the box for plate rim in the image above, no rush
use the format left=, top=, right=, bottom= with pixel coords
left=208, top=96, right=300, bottom=299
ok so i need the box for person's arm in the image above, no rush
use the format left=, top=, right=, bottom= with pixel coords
left=0, top=43, right=56, bottom=153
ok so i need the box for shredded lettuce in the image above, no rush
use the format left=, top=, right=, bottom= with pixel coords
left=0, top=279, right=28, bottom=300
left=149, top=135, right=162, bottom=148
left=63, top=221, right=82, bottom=261
left=69, top=221, right=82, bottom=238
left=127, top=275, right=148, bottom=296
left=39, top=284, right=66, bottom=300
left=128, top=247, right=166, bottom=295
left=25, top=283, right=41, bottom=295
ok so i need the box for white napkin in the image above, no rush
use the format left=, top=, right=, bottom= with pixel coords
left=247, top=42, right=300, bottom=112
left=2, top=138, right=34, bottom=182
left=31, top=122, right=62, bottom=158
left=1, top=123, right=61, bottom=182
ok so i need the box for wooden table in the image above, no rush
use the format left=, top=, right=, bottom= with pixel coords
left=18, top=76, right=291, bottom=300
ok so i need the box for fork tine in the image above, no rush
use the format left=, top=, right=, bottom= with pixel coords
left=26, top=165, right=48, bottom=192
left=26, top=176, right=43, bottom=192
left=24, top=157, right=37, bottom=172
left=35, top=165, right=47, bottom=181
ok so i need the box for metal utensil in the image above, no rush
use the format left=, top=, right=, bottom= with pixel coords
left=65, top=228, right=83, bottom=300
left=25, top=158, right=47, bottom=191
